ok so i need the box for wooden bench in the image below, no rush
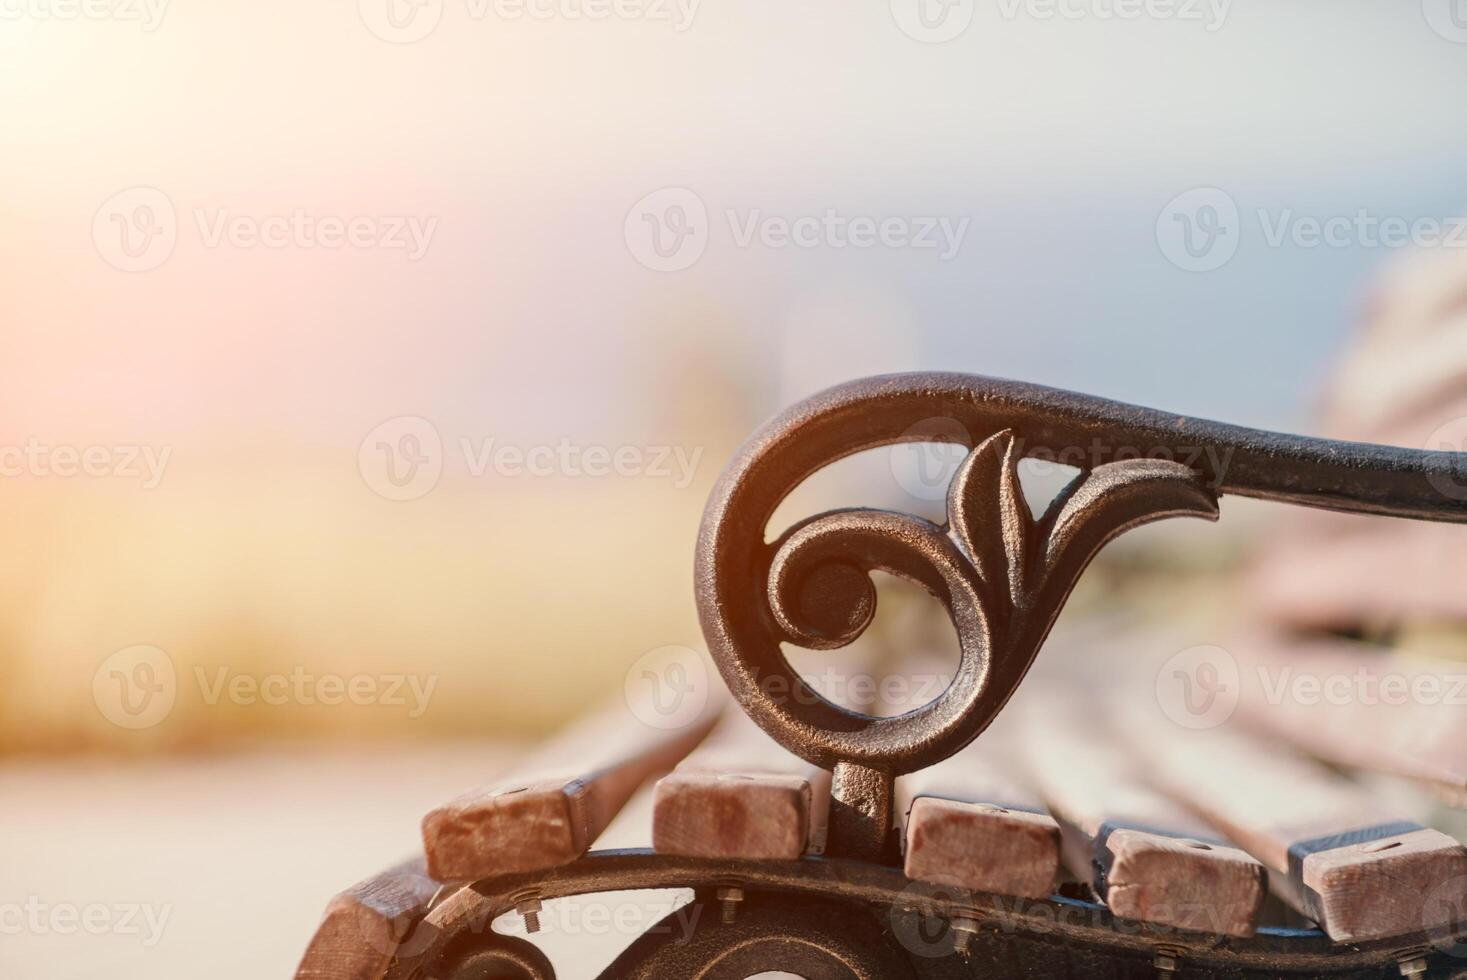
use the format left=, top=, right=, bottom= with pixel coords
left=296, top=365, right=1467, bottom=979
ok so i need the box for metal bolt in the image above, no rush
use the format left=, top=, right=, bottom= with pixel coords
left=515, top=896, right=543, bottom=934
left=1154, top=946, right=1183, bottom=979
left=1397, top=952, right=1429, bottom=979
left=716, top=886, right=743, bottom=924
left=951, top=916, right=979, bottom=955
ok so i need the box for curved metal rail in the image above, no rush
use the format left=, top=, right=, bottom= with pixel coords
left=388, top=849, right=1454, bottom=979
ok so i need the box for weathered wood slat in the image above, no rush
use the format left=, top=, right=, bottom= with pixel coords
left=1250, top=519, right=1467, bottom=631
left=897, top=739, right=1062, bottom=900
left=652, top=710, right=831, bottom=859
left=422, top=692, right=722, bottom=882
left=1233, top=632, right=1467, bottom=805
left=294, top=856, right=443, bottom=980
left=1017, top=710, right=1266, bottom=937
left=1119, top=716, right=1467, bottom=942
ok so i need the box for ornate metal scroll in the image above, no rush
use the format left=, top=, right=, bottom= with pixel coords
left=694, top=372, right=1467, bottom=861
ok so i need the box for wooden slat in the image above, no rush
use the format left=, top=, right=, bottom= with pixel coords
left=1233, top=631, right=1467, bottom=805
left=1249, top=246, right=1467, bottom=632
left=1249, top=518, right=1467, bottom=631
left=897, top=736, right=1061, bottom=900
left=1118, top=714, right=1467, bottom=942
left=294, top=856, right=443, bottom=980
left=652, top=709, right=831, bottom=859
left=1016, top=709, right=1266, bottom=937
left=422, top=691, right=722, bottom=882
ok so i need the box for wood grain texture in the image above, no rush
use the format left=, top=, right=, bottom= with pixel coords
left=422, top=692, right=722, bottom=882
left=652, top=710, right=831, bottom=859
left=897, top=734, right=1061, bottom=900
left=1247, top=248, right=1467, bottom=632
left=1017, top=709, right=1266, bottom=937
left=1233, top=631, right=1467, bottom=805
left=1119, top=715, right=1467, bottom=942
left=294, top=856, right=443, bottom=980
left=1249, top=517, right=1467, bottom=631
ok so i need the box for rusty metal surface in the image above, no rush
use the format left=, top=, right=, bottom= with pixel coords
left=391, top=373, right=1467, bottom=977
left=693, top=372, right=1467, bottom=858
left=390, top=849, right=1451, bottom=979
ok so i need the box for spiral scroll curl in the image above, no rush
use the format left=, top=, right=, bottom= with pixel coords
left=694, top=374, right=1226, bottom=858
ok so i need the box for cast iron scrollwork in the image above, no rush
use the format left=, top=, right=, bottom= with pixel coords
left=694, top=372, right=1467, bottom=860
left=396, top=373, right=1467, bottom=979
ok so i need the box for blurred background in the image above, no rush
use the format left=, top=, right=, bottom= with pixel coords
left=5, top=1, right=1467, bottom=976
